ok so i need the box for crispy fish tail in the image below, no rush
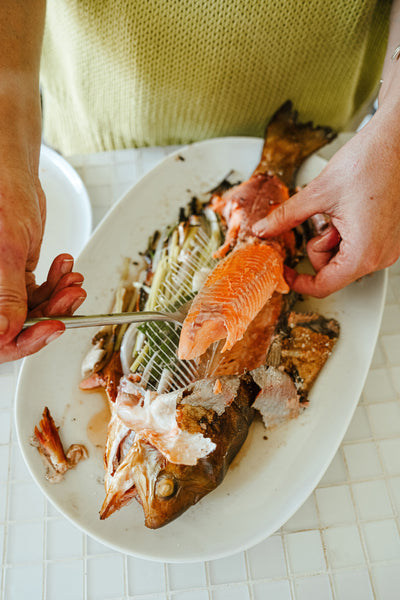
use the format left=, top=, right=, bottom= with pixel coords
left=254, top=100, right=336, bottom=187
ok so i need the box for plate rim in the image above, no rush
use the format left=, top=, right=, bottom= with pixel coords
left=39, top=143, right=93, bottom=261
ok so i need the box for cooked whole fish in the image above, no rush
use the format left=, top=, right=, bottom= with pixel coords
left=75, top=101, right=339, bottom=529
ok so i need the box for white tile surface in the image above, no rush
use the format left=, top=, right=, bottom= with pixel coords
left=319, top=450, right=348, bottom=486
left=372, top=563, right=400, bottom=600
left=352, top=480, right=393, bottom=521
left=323, top=525, right=365, bottom=569
left=86, top=555, right=125, bottom=599
left=377, top=438, right=400, bottom=475
left=292, top=574, right=333, bottom=600
left=3, top=563, right=43, bottom=600
left=0, top=411, right=11, bottom=445
left=8, top=481, right=45, bottom=522
left=46, top=560, right=84, bottom=600
left=285, top=530, right=326, bottom=575
left=0, top=147, right=399, bottom=599
left=315, top=485, right=355, bottom=526
left=390, top=365, right=400, bottom=395
left=283, top=495, right=320, bottom=532
left=46, top=518, right=84, bottom=560
left=252, top=580, right=292, bottom=600
left=172, top=591, right=208, bottom=600
left=0, top=446, right=9, bottom=484
left=342, top=406, right=371, bottom=441
left=247, top=534, right=287, bottom=579
left=362, top=520, right=400, bottom=562
left=168, top=562, right=206, bottom=591
left=208, top=552, right=247, bottom=585
left=343, top=442, right=382, bottom=480
left=363, top=368, right=395, bottom=404
left=211, top=586, right=250, bottom=600
left=388, top=475, right=400, bottom=512
left=332, top=568, right=374, bottom=600
left=128, top=556, right=166, bottom=595
left=381, top=334, right=400, bottom=365
left=6, top=521, right=44, bottom=564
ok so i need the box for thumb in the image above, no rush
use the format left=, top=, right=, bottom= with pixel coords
left=253, top=185, right=327, bottom=237
left=0, top=252, right=28, bottom=344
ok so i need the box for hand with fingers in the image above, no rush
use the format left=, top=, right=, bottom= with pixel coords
left=0, top=172, right=86, bottom=363
left=0, top=252, right=86, bottom=363
left=253, top=107, right=400, bottom=298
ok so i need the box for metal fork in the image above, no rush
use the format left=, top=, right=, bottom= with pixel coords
left=23, top=309, right=185, bottom=330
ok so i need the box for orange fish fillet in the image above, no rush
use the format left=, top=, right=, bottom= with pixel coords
left=178, top=239, right=289, bottom=361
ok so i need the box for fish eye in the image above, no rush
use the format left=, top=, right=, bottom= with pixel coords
left=155, top=474, right=177, bottom=499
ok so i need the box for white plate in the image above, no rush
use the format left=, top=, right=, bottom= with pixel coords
left=15, top=138, right=386, bottom=563
left=36, top=145, right=92, bottom=282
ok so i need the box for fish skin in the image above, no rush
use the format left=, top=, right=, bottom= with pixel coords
left=254, top=100, right=336, bottom=188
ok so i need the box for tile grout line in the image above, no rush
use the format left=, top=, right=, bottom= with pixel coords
left=204, top=559, right=212, bottom=600
left=164, top=560, right=171, bottom=600
left=369, top=371, right=400, bottom=570
left=312, top=488, right=336, bottom=600
left=42, top=499, right=49, bottom=600
left=83, top=533, right=88, bottom=600
left=243, top=549, right=254, bottom=600
left=123, top=553, right=129, bottom=599
left=0, top=365, right=16, bottom=600
left=341, top=435, right=377, bottom=600
left=279, top=529, right=296, bottom=600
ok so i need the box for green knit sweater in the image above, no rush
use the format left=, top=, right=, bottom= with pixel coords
left=40, top=0, right=391, bottom=155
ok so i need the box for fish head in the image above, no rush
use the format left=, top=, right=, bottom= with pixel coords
left=133, top=439, right=217, bottom=529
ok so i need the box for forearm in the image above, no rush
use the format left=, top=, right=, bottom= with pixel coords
left=0, top=1, right=46, bottom=176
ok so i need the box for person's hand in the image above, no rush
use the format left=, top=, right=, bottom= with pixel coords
left=0, top=172, right=86, bottom=362
left=253, top=107, right=400, bottom=297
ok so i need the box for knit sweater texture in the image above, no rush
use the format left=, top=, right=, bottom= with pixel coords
left=40, top=0, right=391, bottom=155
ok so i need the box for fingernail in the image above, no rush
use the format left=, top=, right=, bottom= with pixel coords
left=45, top=330, right=63, bottom=345
left=0, top=315, right=9, bottom=335
left=71, top=297, right=85, bottom=313
left=61, top=258, right=74, bottom=275
left=253, top=220, right=267, bottom=235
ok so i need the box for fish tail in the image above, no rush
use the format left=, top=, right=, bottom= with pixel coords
left=254, top=100, right=336, bottom=187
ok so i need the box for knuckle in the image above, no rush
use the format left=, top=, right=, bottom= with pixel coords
left=0, top=287, right=26, bottom=311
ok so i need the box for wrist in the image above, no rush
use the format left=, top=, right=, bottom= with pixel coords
left=0, top=73, right=42, bottom=177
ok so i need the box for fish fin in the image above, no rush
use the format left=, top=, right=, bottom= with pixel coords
left=254, top=100, right=336, bottom=187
